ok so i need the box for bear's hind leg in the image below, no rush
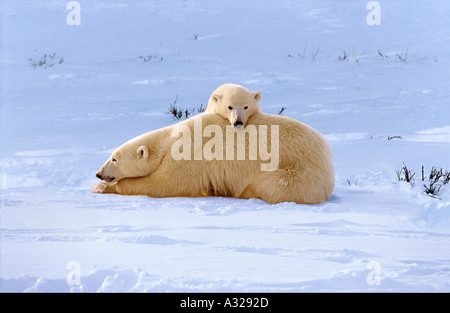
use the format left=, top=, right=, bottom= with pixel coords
left=239, top=184, right=266, bottom=202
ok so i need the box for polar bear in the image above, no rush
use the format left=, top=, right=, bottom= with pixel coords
left=205, top=84, right=262, bottom=128
left=92, top=113, right=334, bottom=204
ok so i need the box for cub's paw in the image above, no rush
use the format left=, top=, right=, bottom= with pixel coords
left=91, top=182, right=117, bottom=194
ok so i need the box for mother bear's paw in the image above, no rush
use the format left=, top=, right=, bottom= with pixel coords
left=91, top=181, right=117, bottom=194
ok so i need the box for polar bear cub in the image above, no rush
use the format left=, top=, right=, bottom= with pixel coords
left=205, top=83, right=262, bottom=128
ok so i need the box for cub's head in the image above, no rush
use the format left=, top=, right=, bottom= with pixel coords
left=96, top=135, right=162, bottom=183
left=206, top=83, right=262, bottom=128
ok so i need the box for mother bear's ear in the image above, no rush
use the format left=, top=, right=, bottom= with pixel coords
left=137, top=146, right=149, bottom=159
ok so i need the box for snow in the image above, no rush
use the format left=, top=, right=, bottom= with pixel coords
left=1, top=0, right=449, bottom=292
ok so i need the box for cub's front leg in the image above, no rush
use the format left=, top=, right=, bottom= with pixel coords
left=90, top=181, right=119, bottom=194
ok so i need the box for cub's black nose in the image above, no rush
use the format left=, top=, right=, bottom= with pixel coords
left=96, top=173, right=102, bottom=179
left=234, top=121, right=243, bottom=127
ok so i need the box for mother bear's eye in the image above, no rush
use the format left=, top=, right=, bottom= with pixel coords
left=112, top=158, right=117, bottom=163
left=227, top=106, right=233, bottom=110
left=244, top=106, right=248, bottom=110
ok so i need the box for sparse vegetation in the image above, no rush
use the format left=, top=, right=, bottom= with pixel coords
left=166, top=95, right=205, bottom=120
left=423, top=166, right=450, bottom=196
left=370, top=135, right=404, bottom=140
left=288, top=46, right=432, bottom=65
left=29, top=53, right=64, bottom=69
left=338, top=48, right=368, bottom=63
left=396, top=48, right=408, bottom=63
left=288, top=45, right=321, bottom=61
left=387, top=136, right=403, bottom=140
left=378, top=48, right=430, bottom=64
left=396, top=163, right=450, bottom=197
left=338, top=51, right=351, bottom=62
left=377, top=49, right=389, bottom=59
left=138, top=55, right=163, bottom=62
left=196, top=103, right=206, bottom=113
left=278, top=107, right=287, bottom=115
left=346, top=177, right=359, bottom=186
left=310, top=46, right=320, bottom=61
left=166, top=96, right=185, bottom=120
left=396, top=162, right=415, bottom=185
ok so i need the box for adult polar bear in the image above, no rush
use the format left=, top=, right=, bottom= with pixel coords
left=92, top=113, right=334, bottom=204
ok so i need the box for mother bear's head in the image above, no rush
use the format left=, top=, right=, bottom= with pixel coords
left=95, top=131, right=165, bottom=183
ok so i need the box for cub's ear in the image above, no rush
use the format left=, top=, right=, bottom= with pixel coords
left=252, top=91, right=262, bottom=102
left=137, top=146, right=149, bottom=159
left=211, top=94, right=223, bottom=103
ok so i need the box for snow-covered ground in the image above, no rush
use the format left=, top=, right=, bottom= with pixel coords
left=1, top=0, right=449, bottom=292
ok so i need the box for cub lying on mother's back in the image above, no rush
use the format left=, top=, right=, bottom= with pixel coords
left=205, top=84, right=262, bottom=128
left=92, top=112, right=334, bottom=204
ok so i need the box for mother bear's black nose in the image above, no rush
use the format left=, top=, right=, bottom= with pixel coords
left=234, top=121, right=243, bottom=127
left=96, top=172, right=102, bottom=179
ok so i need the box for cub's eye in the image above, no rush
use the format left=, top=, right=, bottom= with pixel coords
left=244, top=106, right=248, bottom=110
left=227, top=106, right=233, bottom=110
left=112, top=158, right=117, bottom=163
